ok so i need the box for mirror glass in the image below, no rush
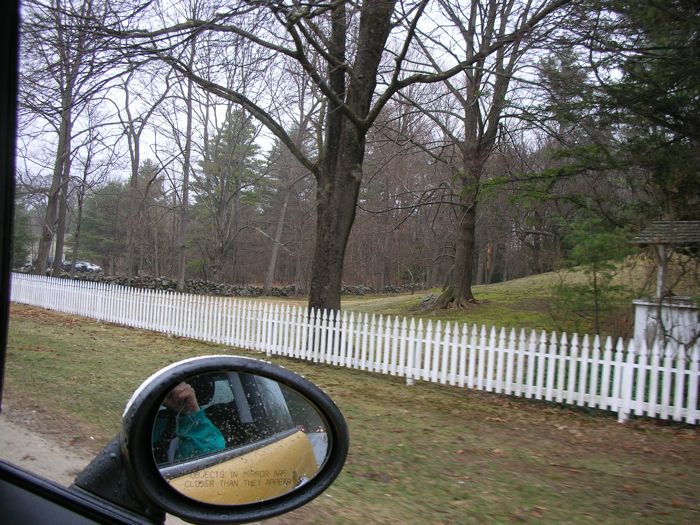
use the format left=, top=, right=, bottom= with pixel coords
left=152, top=371, right=330, bottom=505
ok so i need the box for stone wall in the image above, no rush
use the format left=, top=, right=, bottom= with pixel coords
left=50, top=273, right=419, bottom=297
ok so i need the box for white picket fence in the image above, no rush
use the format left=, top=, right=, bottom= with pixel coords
left=10, top=273, right=699, bottom=425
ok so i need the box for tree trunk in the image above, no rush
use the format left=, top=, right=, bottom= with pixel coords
left=52, top=152, right=71, bottom=274
left=124, top=133, right=139, bottom=277
left=308, top=132, right=364, bottom=312
left=295, top=226, right=306, bottom=295
left=176, top=44, right=195, bottom=292
left=264, top=190, right=289, bottom=294
left=36, top=92, right=73, bottom=276
left=436, top=159, right=481, bottom=308
left=485, top=240, right=495, bottom=284
left=436, top=203, right=477, bottom=308
left=69, top=189, right=85, bottom=278
left=304, top=0, right=394, bottom=311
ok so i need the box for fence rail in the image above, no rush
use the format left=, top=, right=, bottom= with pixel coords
left=10, top=273, right=699, bottom=425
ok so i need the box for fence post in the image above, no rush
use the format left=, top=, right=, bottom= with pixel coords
left=673, top=341, right=686, bottom=422
left=617, top=340, right=636, bottom=423
left=431, top=321, right=441, bottom=384
left=440, top=322, right=450, bottom=385
left=406, top=318, right=416, bottom=386
left=458, top=324, right=468, bottom=389
left=688, top=342, right=699, bottom=425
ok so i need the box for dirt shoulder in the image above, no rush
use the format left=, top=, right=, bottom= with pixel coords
left=0, top=403, right=92, bottom=487
left=0, top=394, right=316, bottom=525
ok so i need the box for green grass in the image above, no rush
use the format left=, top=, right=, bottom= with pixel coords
left=5, top=305, right=700, bottom=524
left=337, top=256, right=698, bottom=339
left=210, top=256, right=697, bottom=341
left=339, top=276, right=595, bottom=336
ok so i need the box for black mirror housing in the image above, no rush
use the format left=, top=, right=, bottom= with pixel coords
left=78, top=356, right=349, bottom=524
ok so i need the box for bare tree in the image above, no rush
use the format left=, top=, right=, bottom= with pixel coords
left=109, top=65, right=172, bottom=277
left=21, top=0, right=115, bottom=275
left=68, top=103, right=122, bottom=276
left=262, top=136, right=315, bottom=294
left=400, top=0, right=569, bottom=308
left=92, top=0, right=570, bottom=309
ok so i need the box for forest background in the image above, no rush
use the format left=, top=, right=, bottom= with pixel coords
left=13, top=0, right=700, bottom=333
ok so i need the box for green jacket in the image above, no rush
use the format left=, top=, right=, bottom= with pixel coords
left=153, top=408, right=226, bottom=463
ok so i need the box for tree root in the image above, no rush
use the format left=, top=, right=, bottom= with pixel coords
left=435, top=287, right=478, bottom=310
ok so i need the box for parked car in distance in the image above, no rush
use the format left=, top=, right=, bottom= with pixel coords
left=74, top=261, right=102, bottom=273
left=86, top=262, right=102, bottom=272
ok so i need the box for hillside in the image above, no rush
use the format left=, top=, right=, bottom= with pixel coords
left=339, top=255, right=698, bottom=340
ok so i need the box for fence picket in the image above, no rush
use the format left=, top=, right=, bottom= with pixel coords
left=610, top=339, right=625, bottom=413
left=399, top=318, right=408, bottom=378
left=266, top=303, right=274, bottom=356
left=485, top=327, right=496, bottom=392
left=415, top=320, right=425, bottom=382
left=406, top=319, right=416, bottom=386
left=338, top=311, right=347, bottom=367
left=440, top=323, right=450, bottom=385
left=360, top=314, right=369, bottom=370
left=504, top=329, right=515, bottom=395
left=556, top=333, right=568, bottom=403
left=390, top=317, right=400, bottom=376
left=449, top=324, right=459, bottom=387
left=383, top=316, right=393, bottom=375
left=458, top=325, right=468, bottom=388
left=366, top=315, right=376, bottom=372
left=495, top=328, right=506, bottom=393
left=535, top=331, right=546, bottom=400
left=647, top=340, right=661, bottom=418
left=673, top=343, right=686, bottom=422
left=688, top=345, right=699, bottom=424
left=432, top=321, right=442, bottom=384
left=660, top=344, right=673, bottom=420
left=513, top=330, right=524, bottom=397
left=635, top=341, right=648, bottom=416
left=319, top=309, right=329, bottom=363
left=600, top=337, right=613, bottom=410
left=351, top=312, right=361, bottom=369
left=525, top=331, right=536, bottom=399
left=588, top=335, right=600, bottom=408
left=331, top=310, right=340, bottom=366
left=567, top=334, right=579, bottom=405
left=467, top=324, right=477, bottom=389
left=419, top=321, right=429, bottom=381
left=545, top=331, right=557, bottom=402
left=477, top=326, right=486, bottom=390
left=618, top=340, right=636, bottom=423
left=577, top=334, right=590, bottom=407
left=300, top=307, right=309, bottom=361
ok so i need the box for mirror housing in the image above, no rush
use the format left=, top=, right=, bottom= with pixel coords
left=79, top=356, right=349, bottom=524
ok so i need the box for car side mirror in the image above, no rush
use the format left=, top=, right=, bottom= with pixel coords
left=75, top=356, right=349, bottom=524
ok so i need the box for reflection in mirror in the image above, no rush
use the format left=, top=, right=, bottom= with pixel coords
left=152, top=371, right=330, bottom=505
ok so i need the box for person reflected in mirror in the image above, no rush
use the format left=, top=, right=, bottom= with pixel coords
left=153, top=382, right=226, bottom=464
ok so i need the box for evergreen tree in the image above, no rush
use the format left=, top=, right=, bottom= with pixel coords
left=549, top=0, right=700, bottom=221
left=80, top=181, right=130, bottom=274
left=12, top=203, right=34, bottom=268
left=551, top=218, right=632, bottom=335
left=191, top=109, right=263, bottom=282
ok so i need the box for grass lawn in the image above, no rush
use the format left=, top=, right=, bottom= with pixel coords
left=271, top=255, right=698, bottom=340
left=4, top=304, right=700, bottom=524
